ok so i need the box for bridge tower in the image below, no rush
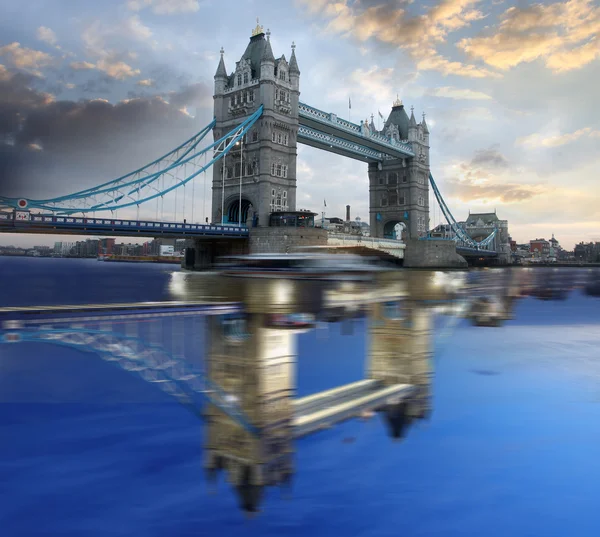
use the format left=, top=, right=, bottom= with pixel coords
left=212, top=21, right=300, bottom=227
left=367, top=287, right=433, bottom=437
left=203, top=312, right=296, bottom=513
left=368, top=99, right=430, bottom=240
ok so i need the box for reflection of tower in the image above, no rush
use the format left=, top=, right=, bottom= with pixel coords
left=367, top=298, right=433, bottom=438
left=204, top=313, right=296, bottom=513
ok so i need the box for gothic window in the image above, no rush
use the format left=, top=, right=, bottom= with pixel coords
left=418, top=196, right=424, bottom=207
left=234, top=162, right=241, bottom=177
left=272, top=131, right=277, bottom=143
left=276, top=163, right=282, bottom=176
left=251, top=130, right=258, bottom=143
left=279, top=70, right=286, bottom=81
left=237, top=74, right=242, bottom=86
left=402, top=173, right=408, bottom=183
left=283, top=134, right=288, bottom=145
left=274, top=89, right=279, bottom=101
left=388, top=172, right=397, bottom=186
left=381, top=196, right=388, bottom=207
left=282, top=165, right=288, bottom=178
left=389, top=193, right=398, bottom=205
left=277, top=133, right=282, bottom=144
left=378, top=175, right=384, bottom=186
left=249, top=90, right=254, bottom=101
left=243, top=72, right=248, bottom=84
left=271, top=163, right=276, bottom=175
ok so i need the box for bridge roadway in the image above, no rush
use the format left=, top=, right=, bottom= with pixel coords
left=292, top=380, right=415, bottom=438
left=0, top=212, right=249, bottom=239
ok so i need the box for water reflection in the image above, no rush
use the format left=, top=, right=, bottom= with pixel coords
left=170, top=270, right=464, bottom=513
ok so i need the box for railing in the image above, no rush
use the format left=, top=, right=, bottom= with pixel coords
left=0, top=213, right=249, bottom=236
left=298, top=126, right=385, bottom=161
left=299, top=102, right=414, bottom=157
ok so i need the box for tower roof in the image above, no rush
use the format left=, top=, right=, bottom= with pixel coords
left=214, top=47, right=227, bottom=78
left=422, top=113, right=429, bottom=134
left=289, top=42, right=300, bottom=74
left=260, top=33, right=275, bottom=63
left=233, top=31, right=272, bottom=81
left=384, top=96, right=410, bottom=139
left=409, top=106, right=417, bottom=127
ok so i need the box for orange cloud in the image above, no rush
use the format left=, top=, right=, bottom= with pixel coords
left=458, top=0, right=600, bottom=72
left=0, top=42, right=53, bottom=76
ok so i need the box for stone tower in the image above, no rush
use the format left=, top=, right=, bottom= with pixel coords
left=212, top=21, right=300, bottom=227
left=203, top=312, right=296, bottom=513
left=367, top=280, right=434, bottom=437
left=368, top=98, right=430, bottom=240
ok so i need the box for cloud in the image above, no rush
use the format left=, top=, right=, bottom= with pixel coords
left=0, top=70, right=212, bottom=199
left=126, top=0, right=200, bottom=15
left=36, top=26, right=58, bottom=46
left=0, top=42, right=54, bottom=76
left=70, top=61, right=95, bottom=70
left=96, top=58, right=141, bottom=80
left=458, top=0, right=600, bottom=72
left=299, top=0, right=498, bottom=78
left=516, top=127, right=600, bottom=148
left=442, top=147, right=545, bottom=205
left=81, top=15, right=152, bottom=58
left=426, top=86, right=492, bottom=100
left=70, top=58, right=140, bottom=80
left=137, top=78, right=154, bottom=86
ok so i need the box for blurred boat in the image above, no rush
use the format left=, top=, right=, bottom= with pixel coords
left=217, top=253, right=386, bottom=280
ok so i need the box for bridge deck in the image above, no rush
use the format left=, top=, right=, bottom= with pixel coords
left=293, top=383, right=414, bottom=438
left=293, top=379, right=379, bottom=416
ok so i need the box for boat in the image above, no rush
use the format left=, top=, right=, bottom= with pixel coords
left=217, top=253, right=387, bottom=280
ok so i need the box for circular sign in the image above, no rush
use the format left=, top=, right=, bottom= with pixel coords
left=17, top=199, right=28, bottom=209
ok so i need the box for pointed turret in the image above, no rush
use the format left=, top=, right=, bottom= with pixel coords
left=261, top=29, right=275, bottom=63
left=214, top=47, right=228, bottom=94
left=215, top=47, right=227, bottom=78
left=289, top=42, right=300, bottom=74
left=421, top=112, right=429, bottom=134
left=409, top=106, right=417, bottom=127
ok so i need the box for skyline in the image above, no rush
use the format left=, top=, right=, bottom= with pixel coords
left=1, top=0, right=599, bottom=249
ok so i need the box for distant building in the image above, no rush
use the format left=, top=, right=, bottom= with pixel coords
left=530, top=238, right=550, bottom=258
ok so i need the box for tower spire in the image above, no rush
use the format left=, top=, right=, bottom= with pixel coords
left=214, top=46, right=227, bottom=78
left=289, top=41, right=300, bottom=74
left=421, top=111, right=429, bottom=134
left=251, top=18, right=264, bottom=37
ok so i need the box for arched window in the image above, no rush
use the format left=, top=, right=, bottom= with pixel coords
left=237, top=74, right=242, bottom=86
left=271, top=163, right=276, bottom=175
left=243, top=72, right=248, bottom=84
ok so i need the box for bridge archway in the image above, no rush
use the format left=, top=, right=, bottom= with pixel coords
left=383, top=220, right=407, bottom=240
left=226, top=198, right=253, bottom=226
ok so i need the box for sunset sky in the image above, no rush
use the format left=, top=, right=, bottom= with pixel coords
left=1, top=0, right=599, bottom=249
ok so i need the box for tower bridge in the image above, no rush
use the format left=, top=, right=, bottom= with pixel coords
left=0, top=21, right=509, bottom=266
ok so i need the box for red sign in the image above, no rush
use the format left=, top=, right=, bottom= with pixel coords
left=17, top=199, right=28, bottom=209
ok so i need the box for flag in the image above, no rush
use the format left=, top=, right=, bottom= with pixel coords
left=324, top=199, right=327, bottom=207
left=348, top=97, right=351, bottom=110
left=378, top=110, right=384, bottom=119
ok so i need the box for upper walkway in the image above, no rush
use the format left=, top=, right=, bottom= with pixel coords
left=298, top=102, right=415, bottom=161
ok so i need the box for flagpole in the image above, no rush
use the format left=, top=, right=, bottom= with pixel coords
left=348, top=96, right=351, bottom=122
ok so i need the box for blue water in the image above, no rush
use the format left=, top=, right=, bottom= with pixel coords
left=1, top=257, right=600, bottom=536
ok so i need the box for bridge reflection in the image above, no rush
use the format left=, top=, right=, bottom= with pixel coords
left=173, top=271, right=462, bottom=513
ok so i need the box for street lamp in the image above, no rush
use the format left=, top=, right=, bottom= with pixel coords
left=236, top=138, right=243, bottom=226
left=221, top=162, right=225, bottom=224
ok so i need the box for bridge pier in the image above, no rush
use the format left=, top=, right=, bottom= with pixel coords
left=403, top=239, right=467, bottom=269
left=183, top=237, right=248, bottom=270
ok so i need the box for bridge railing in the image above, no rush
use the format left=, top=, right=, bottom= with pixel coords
left=326, top=233, right=406, bottom=249
left=299, top=103, right=414, bottom=157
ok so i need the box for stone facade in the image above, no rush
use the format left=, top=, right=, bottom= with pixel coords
left=403, top=239, right=467, bottom=269
left=369, top=100, right=430, bottom=241
left=249, top=227, right=327, bottom=254
left=212, top=23, right=300, bottom=228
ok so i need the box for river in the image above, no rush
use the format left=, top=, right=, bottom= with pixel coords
left=0, top=257, right=599, bottom=537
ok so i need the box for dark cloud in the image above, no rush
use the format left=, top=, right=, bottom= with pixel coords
left=470, top=148, right=509, bottom=169
left=0, top=69, right=212, bottom=199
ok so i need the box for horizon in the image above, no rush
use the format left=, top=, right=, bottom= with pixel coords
left=1, top=0, right=599, bottom=250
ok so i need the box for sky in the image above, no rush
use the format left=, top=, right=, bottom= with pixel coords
left=0, top=0, right=599, bottom=249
